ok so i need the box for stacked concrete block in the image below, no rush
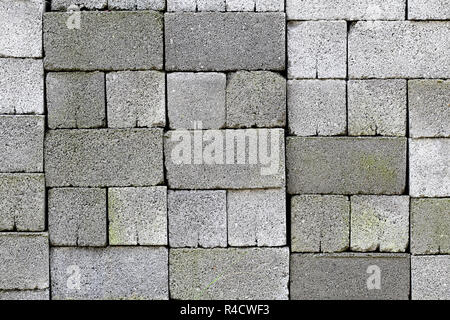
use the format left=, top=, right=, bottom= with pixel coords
left=408, top=0, right=450, bottom=20
left=51, top=0, right=108, bottom=10
left=108, top=0, right=166, bottom=10
left=0, top=290, right=49, bottom=301
left=411, top=256, right=450, bottom=300
left=167, top=0, right=283, bottom=11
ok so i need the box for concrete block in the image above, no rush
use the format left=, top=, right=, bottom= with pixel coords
left=48, top=188, right=107, bottom=247
left=197, top=0, right=226, bottom=11
left=51, top=0, right=107, bottom=10
left=288, top=80, right=346, bottom=136
left=107, top=71, right=165, bottom=128
left=287, top=137, right=407, bottom=195
left=109, top=187, right=167, bottom=246
left=44, top=11, right=163, bottom=71
left=167, top=0, right=196, bottom=11
left=228, top=189, right=286, bottom=247
left=167, top=72, right=226, bottom=129
left=51, top=247, right=168, bottom=300
left=170, top=248, right=289, bottom=299
left=291, top=195, right=349, bottom=253
left=165, top=12, right=285, bottom=71
left=408, top=0, right=450, bottom=20
left=47, top=72, right=105, bottom=129
left=168, top=190, right=227, bottom=248
left=45, top=129, right=164, bottom=187
left=108, top=0, right=165, bottom=10
left=256, top=0, right=284, bottom=12
left=226, top=0, right=254, bottom=11
left=412, top=256, right=450, bottom=300
left=226, top=71, right=286, bottom=129
left=0, top=174, right=45, bottom=232
left=291, top=253, right=410, bottom=300
left=0, top=290, right=49, bottom=300
left=288, top=21, right=347, bottom=79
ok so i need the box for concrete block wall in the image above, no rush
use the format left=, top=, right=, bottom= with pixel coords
left=0, top=0, right=448, bottom=300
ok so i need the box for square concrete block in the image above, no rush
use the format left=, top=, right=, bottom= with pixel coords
left=288, top=80, right=346, bottom=136
left=0, top=59, right=44, bottom=114
left=228, top=189, right=286, bottom=247
left=51, top=0, right=107, bottom=10
left=0, top=174, right=45, bottom=232
left=0, top=290, right=49, bottom=301
left=288, top=21, right=347, bottom=79
left=167, top=72, right=226, bottom=129
left=412, top=256, right=450, bottom=300
left=226, top=71, right=286, bottom=129
left=167, top=0, right=196, bottom=11
left=109, top=187, right=167, bottom=246
left=408, top=0, right=450, bottom=20
left=197, top=0, right=226, bottom=11
left=47, top=72, right=105, bottom=129
left=411, top=198, right=450, bottom=255
left=351, top=196, right=409, bottom=253
left=168, top=190, right=227, bottom=248
left=348, top=80, right=407, bottom=137
left=170, top=248, right=289, bottom=299
left=291, top=195, right=349, bottom=253
left=108, top=0, right=165, bottom=10
left=107, top=71, right=165, bottom=128
left=48, top=188, right=107, bottom=247
left=226, top=0, right=255, bottom=11
left=0, top=116, right=44, bottom=173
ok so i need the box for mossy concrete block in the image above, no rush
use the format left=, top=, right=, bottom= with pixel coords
left=0, top=233, right=49, bottom=290
left=51, top=0, right=107, bottom=10
left=350, top=196, right=409, bottom=253
left=0, top=174, right=45, bottom=232
left=411, top=198, right=450, bottom=254
left=412, top=256, right=450, bottom=300
left=168, top=190, right=227, bottom=248
left=287, top=137, right=407, bottom=195
left=165, top=12, right=285, bottom=71
left=45, top=129, right=164, bottom=187
left=291, top=253, right=410, bottom=300
left=44, top=11, right=163, bottom=71
left=169, top=247, right=289, bottom=299
left=51, top=247, right=168, bottom=300
left=109, top=187, right=167, bottom=246
left=408, top=0, right=450, bottom=20
left=47, top=72, right=105, bottom=129
left=0, top=290, right=49, bottom=300
left=291, top=195, right=349, bottom=253
left=108, top=0, right=165, bottom=10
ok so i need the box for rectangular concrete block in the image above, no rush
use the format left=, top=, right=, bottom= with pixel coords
left=44, top=11, right=163, bottom=71
left=256, top=0, right=284, bottom=12
left=0, top=290, right=49, bottom=301
left=291, top=195, right=349, bottom=253
left=349, top=21, right=450, bottom=79
left=51, top=0, right=107, bottom=10
left=228, top=189, right=286, bottom=247
left=170, top=248, right=289, bottom=300
left=408, top=0, right=450, bottom=20
left=167, top=0, right=196, bottom=11
left=412, top=256, right=450, bottom=300
left=197, top=0, right=226, bottom=11
left=0, top=116, right=44, bottom=173
left=51, top=247, right=168, bottom=300
left=108, top=0, right=165, bottom=10
left=0, top=233, right=49, bottom=290
left=165, top=12, right=285, bottom=71
left=287, top=137, right=407, bottom=195
left=48, top=188, right=107, bottom=247
left=45, top=129, right=164, bottom=187
left=226, top=0, right=254, bottom=11
left=291, top=253, right=410, bottom=300
left=109, top=187, right=167, bottom=246
left=0, top=174, right=45, bottom=232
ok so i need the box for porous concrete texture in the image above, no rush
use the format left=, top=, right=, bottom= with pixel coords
left=169, top=248, right=289, bottom=299
left=0, top=290, right=49, bottom=301
left=226, top=0, right=255, bottom=11
left=197, top=0, right=226, bottom=11
left=256, top=0, right=284, bottom=12
left=167, top=0, right=197, bottom=11
left=108, top=0, right=166, bottom=10
left=408, top=0, right=450, bottom=20
left=411, top=256, right=450, bottom=300
left=167, top=0, right=283, bottom=12
left=51, top=0, right=108, bottom=10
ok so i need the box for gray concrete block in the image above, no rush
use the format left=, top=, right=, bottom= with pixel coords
left=45, top=129, right=164, bottom=187
left=44, top=11, right=163, bottom=71
left=226, top=71, right=286, bottom=129
left=291, top=253, right=410, bottom=300
left=408, top=0, right=450, bottom=20
left=286, top=0, right=405, bottom=20
left=108, top=0, right=166, bottom=10
left=287, top=137, right=407, bottom=195
left=51, top=0, right=107, bottom=10
left=411, top=198, right=450, bottom=255
left=0, top=116, right=44, bottom=173
left=197, top=0, right=226, bottom=11
left=409, top=139, right=450, bottom=197
left=287, top=80, right=346, bottom=136
left=0, top=59, right=44, bottom=114
left=107, top=71, right=165, bottom=128
left=349, top=21, right=450, bottom=79
left=412, top=256, right=450, bottom=300
left=167, top=72, right=226, bottom=129
left=228, top=189, right=286, bottom=247
left=109, top=187, right=167, bottom=246
left=170, top=248, right=289, bottom=299
left=409, top=80, right=450, bottom=138
left=0, top=233, right=49, bottom=290
left=165, top=12, right=285, bottom=71
left=351, top=196, right=409, bottom=253
left=288, top=21, right=347, bottom=79
left=47, top=72, right=105, bottom=129
left=0, top=290, right=49, bottom=301
left=256, top=0, right=284, bottom=12
left=167, top=0, right=196, bottom=11
left=349, top=80, right=407, bottom=137
left=48, top=188, right=107, bottom=247
left=0, top=174, right=45, bottom=232
left=291, top=195, right=349, bottom=253
left=226, top=0, right=254, bottom=11
left=51, top=247, right=168, bottom=300
left=168, top=190, right=227, bottom=248
left=165, top=129, right=285, bottom=189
